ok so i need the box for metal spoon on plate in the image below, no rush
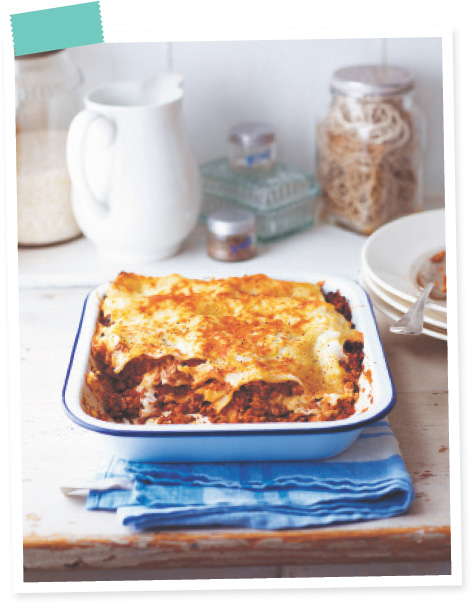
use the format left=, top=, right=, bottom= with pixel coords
left=390, top=251, right=446, bottom=335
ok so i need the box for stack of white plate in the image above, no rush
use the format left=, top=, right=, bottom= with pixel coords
left=360, top=209, right=447, bottom=341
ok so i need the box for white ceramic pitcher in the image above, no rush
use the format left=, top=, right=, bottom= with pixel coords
left=67, top=73, right=201, bottom=263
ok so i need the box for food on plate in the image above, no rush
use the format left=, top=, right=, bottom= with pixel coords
left=416, top=249, right=447, bottom=295
left=83, top=273, right=365, bottom=425
left=430, top=250, right=446, bottom=294
left=430, top=250, right=445, bottom=264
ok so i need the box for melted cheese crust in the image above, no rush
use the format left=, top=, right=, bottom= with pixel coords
left=88, top=273, right=363, bottom=420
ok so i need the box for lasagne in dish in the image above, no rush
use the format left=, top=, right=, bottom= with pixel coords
left=84, top=273, right=365, bottom=425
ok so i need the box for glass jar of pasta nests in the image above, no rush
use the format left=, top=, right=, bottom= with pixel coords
left=317, top=65, right=426, bottom=235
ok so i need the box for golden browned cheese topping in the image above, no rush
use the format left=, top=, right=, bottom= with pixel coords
left=85, top=273, right=364, bottom=424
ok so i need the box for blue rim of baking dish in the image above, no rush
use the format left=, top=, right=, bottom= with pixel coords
left=62, top=281, right=396, bottom=437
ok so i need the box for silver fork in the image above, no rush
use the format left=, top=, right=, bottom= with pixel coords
left=390, top=282, right=434, bottom=335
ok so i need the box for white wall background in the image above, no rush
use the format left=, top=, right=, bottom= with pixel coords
left=68, top=37, right=444, bottom=196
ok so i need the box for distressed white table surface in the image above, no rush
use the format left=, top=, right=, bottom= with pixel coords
left=19, top=221, right=451, bottom=582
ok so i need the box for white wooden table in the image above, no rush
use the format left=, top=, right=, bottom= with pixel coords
left=19, top=220, right=451, bottom=582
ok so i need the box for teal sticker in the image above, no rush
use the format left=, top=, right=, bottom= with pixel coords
left=11, top=2, right=103, bottom=56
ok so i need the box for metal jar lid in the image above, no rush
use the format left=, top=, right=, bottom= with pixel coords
left=206, top=208, right=256, bottom=237
left=229, top=122, right=276, bottom=147
left=331, top=64, right=414, bottom=97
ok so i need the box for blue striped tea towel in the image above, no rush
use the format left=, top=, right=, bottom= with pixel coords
left=86, top=420, right=414, bottom=530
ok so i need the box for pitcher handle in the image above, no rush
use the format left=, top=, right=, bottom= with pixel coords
left=67, top=110, right=115, bottom=226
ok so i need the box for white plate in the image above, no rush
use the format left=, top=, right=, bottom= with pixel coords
left=361, top=267, right=447, bottom=330
left=362, top=263, right=447, bottom=322
left=359, top=275, right=447, bottom=342
left=62, top=272, right=395, bottom=462
left=361, top=209, right=447, bottom=315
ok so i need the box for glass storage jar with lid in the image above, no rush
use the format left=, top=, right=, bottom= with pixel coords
left=228, top=122, right=276, bottom=172
left=206, top=208, right=257, bottom=262
left=200, top=121, right=320, bottom=241
left=316, top=64, right=426, bottom=235
left=15, top=50, right=83, bottom=246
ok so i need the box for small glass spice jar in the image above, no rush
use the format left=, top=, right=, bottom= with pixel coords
left=317, top=64, right=426, bottom=235
left=206, top=208, right=257, bottom=262
left=228, top=122, right=276, bottom=172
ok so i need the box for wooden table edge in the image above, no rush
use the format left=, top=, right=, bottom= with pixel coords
left=23, top=525, right=451, bottom=571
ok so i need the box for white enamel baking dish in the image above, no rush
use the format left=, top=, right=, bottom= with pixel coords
left=62, top=272, right=395, bottom=462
